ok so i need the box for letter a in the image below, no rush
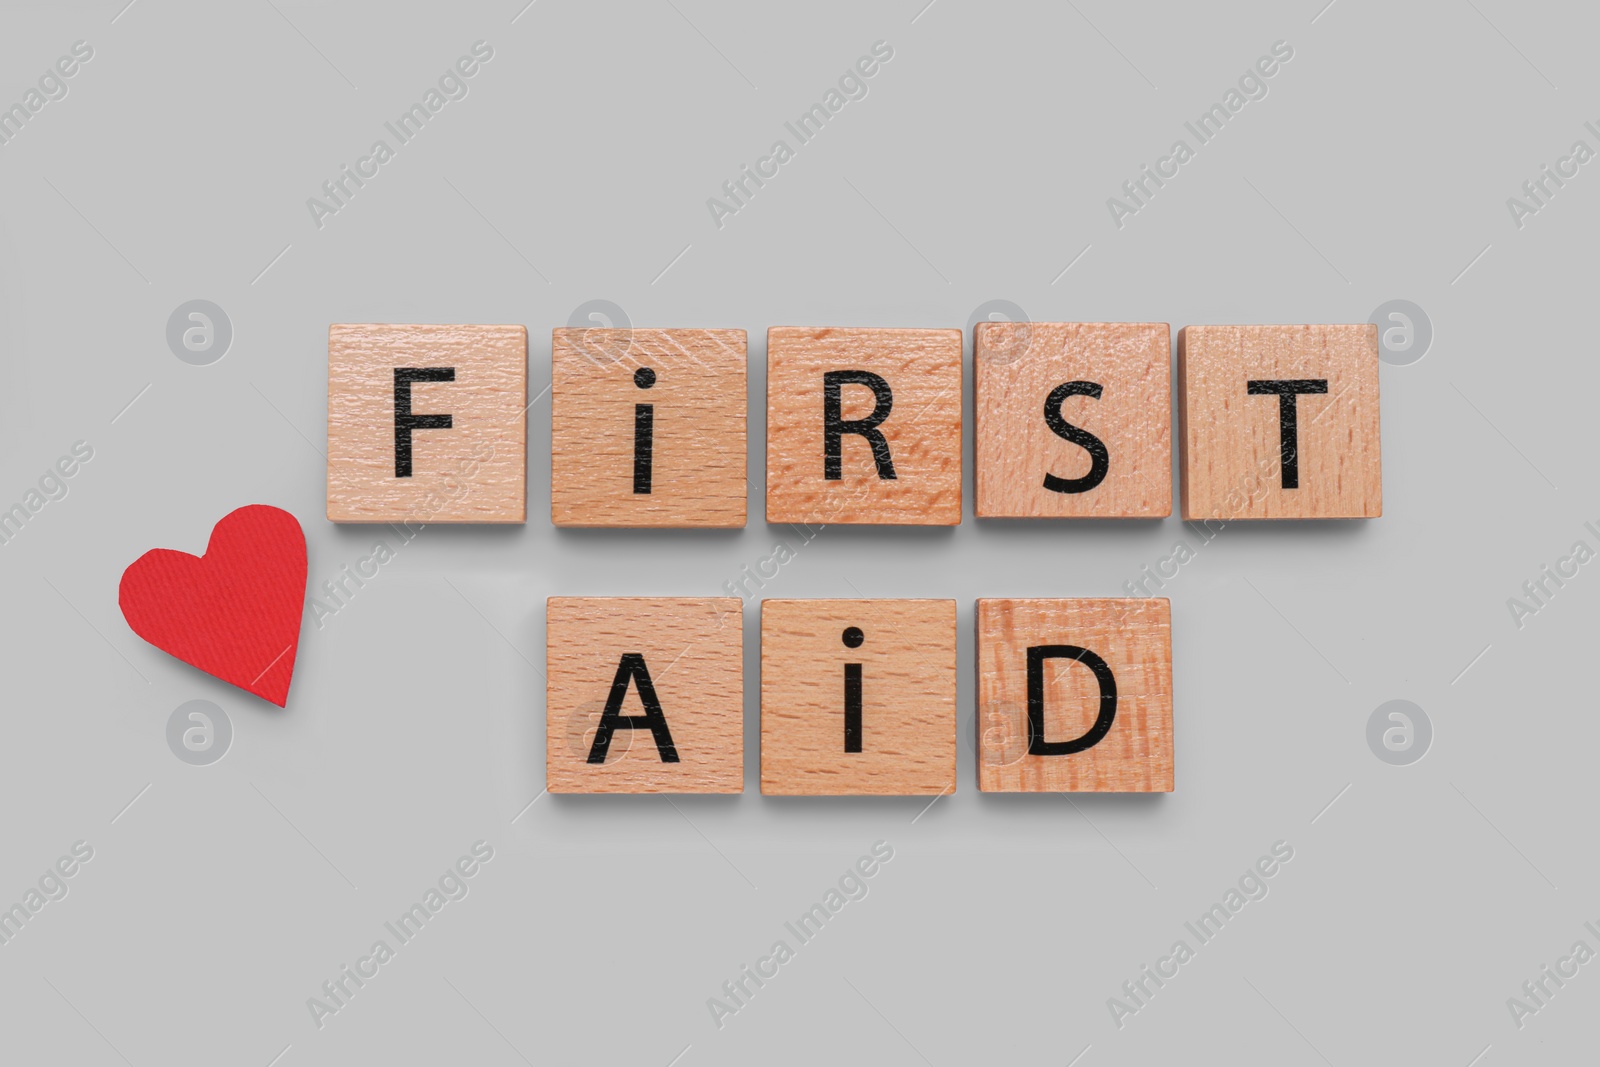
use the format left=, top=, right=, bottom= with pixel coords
left=587, top=653, right=680, bottom=763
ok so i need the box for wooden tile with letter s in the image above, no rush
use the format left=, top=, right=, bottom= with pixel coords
left=766, top=327, right=962, bottom=525
left=976, top=598, right=1173, bottom=793
left=1178, top=324, right=1380, bottom=520
left=546, top=597, right=744, bottom=794
left=975, top=321, right=1171, bottom=518
left=551, top=328, right=747, bottom=527
left=328, top=323, right=527, bottom=523
left=760, top=598, right=957, bottom=795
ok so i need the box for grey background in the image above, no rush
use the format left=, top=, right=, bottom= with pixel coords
left=0, top=0, right=1592, bottom=1064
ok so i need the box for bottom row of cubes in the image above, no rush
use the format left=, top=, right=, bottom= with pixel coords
left=545, top=597, right=1174, bottom=795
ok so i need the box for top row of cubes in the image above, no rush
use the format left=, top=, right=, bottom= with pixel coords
left=326, top=323, right=1381, bottom=527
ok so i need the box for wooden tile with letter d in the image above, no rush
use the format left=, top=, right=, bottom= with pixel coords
left=546, top=597, right=744, bottom=794
left=977, top=598, right=1174, bottom=792
left=760, top=599, right=957, bottom=795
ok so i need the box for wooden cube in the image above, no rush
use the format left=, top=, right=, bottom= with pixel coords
left=975, top=322, right=1171, bottom=518
left=551, top=328, right=747, bottom=527
left=328, top=324, right=527, bottom=523
left=1178, top=325, right=1381, bottom=520
left=766, top=327, right=962, bottom=525
left=976, top=598, right=1173, bottom=792
left=546, top=598, right=744, bottom=794
left=760, top=599, right=957, bottom=795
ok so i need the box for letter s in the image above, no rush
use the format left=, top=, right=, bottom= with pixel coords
left=1042, top=381, right=1109, bottom=495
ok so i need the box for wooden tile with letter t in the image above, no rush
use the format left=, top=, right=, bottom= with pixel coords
left=1178, top=324, right=1381, bottom=520
left=766, top=327, right=962, bottom=525
left=328, top=324, right=527, bottom=523
left=551, top=328, right=747, bottom=527
left=977, top=598, right=1173, bottom=792
left=546, top=598, right=743, bottom=794
left=975, top=322, right=1171, bottom=518
left=760, top=599, right=957, bottom=795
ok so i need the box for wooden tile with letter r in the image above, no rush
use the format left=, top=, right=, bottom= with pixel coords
left=551, top=328, right=747, bottom=527
left=975, top=321, right=1171, bottom=518
left=546, top=597, right=743, bottom=794
left=761, top=598, right=957, bottom=795
left=1178, top=324, right=1380, bottom=520
left=977, top=598, right=1173, bottom=793
left=766, top=327, right=962, bottom=525
left=328, top=323, right=527, bottom=523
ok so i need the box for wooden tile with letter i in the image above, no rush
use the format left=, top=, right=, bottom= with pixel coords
left=976, top=598, right=1173, bottom=792
left=760, top=599, right=957, bottom=795
left=546, top=598, right=743, bottom=794
left=766, top=327, right=962, bottom=525
left=975, top=321, right=1171, bottom=518
left=1178, top=324, right=1380, bottom=520
left=328, top=323, right=527, bottom=523
left=551, top=328, right=747, bottom=527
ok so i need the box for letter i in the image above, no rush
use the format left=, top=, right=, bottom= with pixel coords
left=842, top=626, right=864, bottom=752
left=633, top=367, right=656, bottom=494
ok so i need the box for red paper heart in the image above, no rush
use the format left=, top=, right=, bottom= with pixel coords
left=119, top=505, right=307, bottom=707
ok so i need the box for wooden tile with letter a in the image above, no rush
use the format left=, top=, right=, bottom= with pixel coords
left=1178, top=324, right=1381, bottom=520
left=975, top=321, right=1171, bottom=518
left=766, top=327, right=962, bottom=525
left=976, top=598, right=1173, bottom=792
left=546, top=598, right=743, bottom=794
left=760, top=599, right=957, bottom=795
left=328, top=323, right=527, bottom=523
left=551, top=328, right=747, bottom=527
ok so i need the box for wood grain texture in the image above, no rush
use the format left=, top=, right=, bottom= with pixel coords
left=975, top=322, right=1171, bottom=518
left=551, top=328, right=747, bottom=527
left=1178, top=324, right=1380, bottom=520
left=328, top=323, right=527, bottom=523
left=976, top=598, right=1173, bottom=793
left=766, top=327, right=962, bottom=525
left=760, top=599, right=957, bottom=795
left=546, top=597, right=743, bottom=794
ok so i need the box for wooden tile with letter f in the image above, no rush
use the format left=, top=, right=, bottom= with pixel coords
left=327, top=323, right=528, bottom=523
left=546, top=598, right=744, bottom=793
left=977, top=598, right=1174, bottom=792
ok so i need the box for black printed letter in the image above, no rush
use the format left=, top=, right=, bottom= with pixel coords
left=586, top=652, right=679, bottom=764
left=1026, top=645, right=1117, bottom=756
left=394, top=367, right=455, bottom=478
left=823, top=370, right=896, bottom=480
left=1042, top=381, right=1109, bottom=494
left=633, top=366, right=656, bottom=494
left=842, top=626, right=864, bottom=752
left=1247, top=379, right=1328, bottom=489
